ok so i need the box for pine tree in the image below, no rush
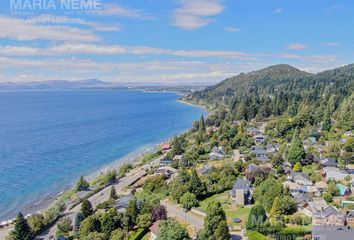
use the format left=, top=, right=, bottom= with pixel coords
left=246, top=204, right=266, bottom=230
left=270, top=197, right=283, bottom=222
left=126, top=199, right=138, bottom=228
left=322, top=112, right=332, bottom=131
left=188, top=169, right=206, bottom=198
left=199, top=115, right=206, bottom=132
left=109, top=186, right=118, bottom=200
left=287, top=129, right=305, bottom=164
left=76, top=176, right=89, bottom=191
left=203, top=201, right=228, bottom=239
left=81, top=199, right=93, bottom=218
left=215, top=220, right=231, bottom=240
left=12, top=213, right=33, bottom=240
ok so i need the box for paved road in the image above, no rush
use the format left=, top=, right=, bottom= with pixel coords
left=36, top=158, right=160, bottom=240
left=161, top=200, right=204, bottom=229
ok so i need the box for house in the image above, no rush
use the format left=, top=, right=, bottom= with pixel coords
left=312, top=206, right=346, bottom=226
left=251, top=146, right=268, bottom=162
left=337, top=184, right=352, bottom=196
left=246, top=127, right=261, bottom=136
left=323, top=167, right=349, bottom=181
left=245, top=163, right=259, bottom=175
left=319, top=157, right=338, bottom=167
left=300, top=185, right=318, bottom=196
left=115, top=194, right=135, bottom=213
left=301, top=198, right=327, bottom=217
left=230, top=178, right=252, bottom=206
left=233, top=149, right=244, bottom=162
left=283, top=161, right=292, bottom=174
left=291, top=172, right=313, bottom=186
left=283, top=181, right=301, bottom=196
left=149, top=220, right=160, bottom=240
left=198, top=165, right=213, bottom=175
left=156, top=166, right=177, bottom=179
left=345, top=131, right=354, bottom=137
left=173, top=155, right=182, bottom=161
left=159, top=157, right=173, bottom=167
left=206, top=126, right=220, bottom=134
left=253, top=134, right=266, bottom=144
left=315, top=181, right=328, bottom=193
left=293, top=193, right=313, bottom=204
left=209, top=146, right=225, bottom=160
left=162, top=143, right=171, bottom=151
left=266, top=144, right=280, bottom=154
left=312, top=226, right=354, bottom=240
left=346, top=211, right=354, bottom=225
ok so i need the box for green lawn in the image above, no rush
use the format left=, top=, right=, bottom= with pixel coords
left=199, top=191, right=230, bottom=210
left=247, top=230, right=269, bottom=240
left=199, top=190, right=251, bottom=228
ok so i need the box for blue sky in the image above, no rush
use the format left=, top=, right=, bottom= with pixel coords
left=0, top=0, right=353, bottom=83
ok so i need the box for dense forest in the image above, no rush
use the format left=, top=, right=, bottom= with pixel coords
left=186, top=64, right=354, bottom=132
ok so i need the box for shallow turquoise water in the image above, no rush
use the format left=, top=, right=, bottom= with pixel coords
left=0, top=90, right=205, bottom=220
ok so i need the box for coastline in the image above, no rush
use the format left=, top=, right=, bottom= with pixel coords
left=0, top=95, right=208, bottom=226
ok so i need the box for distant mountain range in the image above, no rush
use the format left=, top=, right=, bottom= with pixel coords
left=0, top=79, right=115, bottom=90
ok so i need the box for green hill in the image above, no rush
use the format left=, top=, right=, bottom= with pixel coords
left=186, top=64, right=354, bottom=131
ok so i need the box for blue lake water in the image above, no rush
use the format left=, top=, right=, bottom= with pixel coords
left=0, top=90, right=205, bottom=220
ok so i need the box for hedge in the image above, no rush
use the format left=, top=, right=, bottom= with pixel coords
left=129, top=228, right=149, bottom=240
left=274, top=226, right=312, bottom=240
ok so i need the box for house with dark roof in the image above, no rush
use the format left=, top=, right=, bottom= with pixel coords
left=293, top=193, right=313, bottom=204
left=159, top=157, right=173, bottom=167
left=312, top=206, right=346, bottom=226
left=114, top=194, right=135, bottom=213
left=319, top=157, right=338, bottom=167
left=209, top=146, right=225, bottom=160
left=290, top=171, right=313, bottom=186
left=251, top=146, right=268, bottom=162
left=312, top=225, right=354, bottom=240
left=230, top=178, right=252, bottom=206
left=346, top=211, right=354, bottom=225
left=198, top=165, right=213, bottom=175
left=266, top=144, right=280, bottom=154
left=300, top=198, right=327, bottom=217
left=246, top=127, right=261, bottom=136
left=253, top=134, right=266, bottom=144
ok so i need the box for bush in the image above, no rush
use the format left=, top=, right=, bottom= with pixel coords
left=274, top=226, right=311, bottom=240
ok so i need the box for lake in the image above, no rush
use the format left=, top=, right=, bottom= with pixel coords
left=0, top=90, right=206, bottom=220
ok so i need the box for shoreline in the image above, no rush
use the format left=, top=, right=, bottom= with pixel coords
left=0, top=95, right=208, bottom=225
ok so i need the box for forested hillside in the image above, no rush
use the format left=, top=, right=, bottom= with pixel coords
left=186, top=64, right=354, bottom=132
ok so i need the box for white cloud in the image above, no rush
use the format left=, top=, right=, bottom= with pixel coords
left=172, top=0, right=224, bottom=30
left=288, top=43, right=307, bottom=50
left=0, top=43, right=340, bottom=66
left=0, top=15, right=100, bottom=42
left=224, top=27, right=241, bottom=32
left=98, top=3, right=154, bottom=19
left=274, top=8, right=284, bottom=14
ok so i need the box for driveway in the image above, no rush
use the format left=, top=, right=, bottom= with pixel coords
left=161, top=200, right=204, bottom=229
